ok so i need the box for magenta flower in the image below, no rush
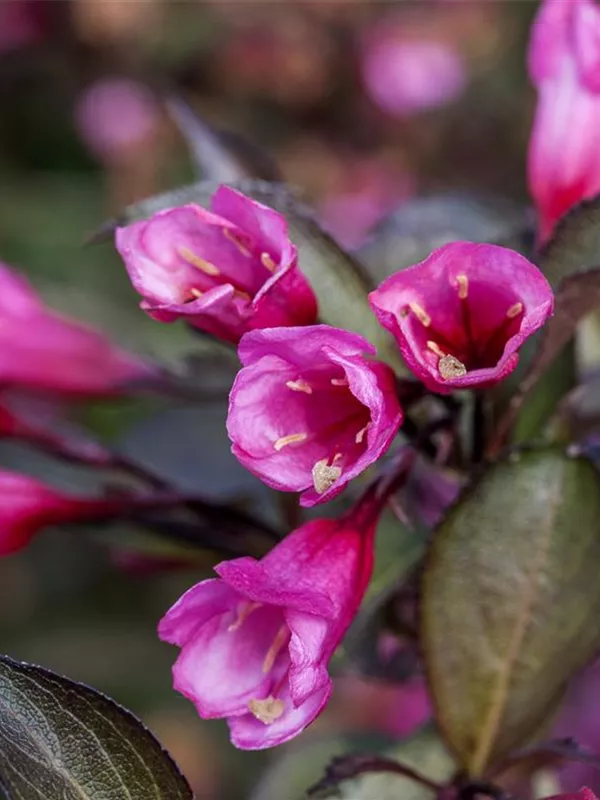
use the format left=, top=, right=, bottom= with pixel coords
left=528, top=0, right=600, bottom=242
left=0, top=471, right=121, bottom=555
left=226, top=325, right=403, bottom=506
left=369, top=242, right=554, bottom=393
left=0, top=261, right=153, bottom=397
left=74, top=77, right=160, bottom=161
left=362, top=21, right=467, bottom=117
left=546, top=792, right=598, bottom=800
left=158, top=501, right=378, bottom=750
left=115, top=187, right=318, bottom=344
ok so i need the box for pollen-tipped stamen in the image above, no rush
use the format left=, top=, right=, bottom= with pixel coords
left=248, top=696, right=285, bottom=725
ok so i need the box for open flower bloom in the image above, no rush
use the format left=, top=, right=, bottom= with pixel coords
left=227, top=325, right=403, bottom=506
left=528, top=0, right=600, bottom=243
left=115, top=186, right=317, bottom=343
left=369, top=242, right=554, bottom=393
left=0, top=470, right=121, bottom=555
left=0, top=261, right=153, bottom=396
left=158, top=496, right=379, bottom=749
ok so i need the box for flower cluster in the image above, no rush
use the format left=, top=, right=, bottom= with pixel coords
left=111, top=183, right=556, bottom=750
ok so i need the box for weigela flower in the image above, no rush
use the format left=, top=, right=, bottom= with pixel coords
left=0, top=261, right=153, bottom=396
left=158, top=495, right=379, bottom=750
left=369, top=242, right=554, bottom=393
left=226, top=325, right=403, bottom=506
left=115, top=186, right=317, bottom=343
left=528, top=0, right=600, bottom=242
left=0, top=470, right=120, bottom=555
left=362, top=29, right=466, bottom=117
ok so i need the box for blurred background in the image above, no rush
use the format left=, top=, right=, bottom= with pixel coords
left=0, top=2, right=539, bottom=798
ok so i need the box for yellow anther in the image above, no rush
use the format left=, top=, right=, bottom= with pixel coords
left=248, top=696, right=285, bottom=725
left=456, top=274, right=469, bottom=299
left=189, top=288, right=204, bottom=299
left=409, top=302, right=431, bottom=327
left=178, top=246, right=221, bottom=276
left=439, top=355, right=467, bottom=380
left=312, top=458, right=342, bottom=494
left=262, top=625, right=289, bottom=674
left=223, top=227, right=252, bottom=257
left=355, top=425, right=369, bottom=444
left=274, top=433, right=307, bottom=451
left=330, top=377, right=349, bottom=387
left=261, top=252, right=277, bottom=272
left=285, top=379, right=313, bottom=394
left=506, top=302, right=524, bottom=319
left=427, top=341, right=446, bottom=358
left=228, top=601, right=261, bottom=632
left=233, top=289, right=252, bottom=303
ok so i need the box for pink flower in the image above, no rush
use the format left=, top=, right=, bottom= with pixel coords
left=226, top=325, right=403, bottom=506
left=369, top=242, right=554, bottom=393
left=362, top=23, right=466, bottom=116
left=528, top=0, right=600, bottom=242
left=546, top=792, right=598, bottom=800
left=0, top=261, right=154, bottom=397
left=74, top=77, right=160, bottom=161
left=0, top=470, right=119, bottom=555
left=551, top=658, right=600, bottom=795
left=158, top=497, right=379, bottom=750
left=115, top=187, right=317, bottom=344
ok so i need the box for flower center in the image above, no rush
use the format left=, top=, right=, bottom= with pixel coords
left=406, top=274, right=526, bottom=379
left=271, top=371, right=370, bottom=493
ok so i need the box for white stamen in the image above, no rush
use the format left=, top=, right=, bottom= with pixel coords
left=409, top=302, right=431, bottom=327
left=189, top=288, right=204, bottom=298
left=178, top=246, right=221, bottom=276
left=506, top=302, right=524, bottom=319
left=223, top=228, right=252, bottom=257
left=274, top=433, right=307, bottom=451
left=456, top=274, right=469, bottom=299
left=286, top=379, right=312, bottom=395
left=261, top=252, right=277, bottom=272
left=228, top=601, right=261, bottom=632
left=427, top=340, right=446, bottom=358
left=330, top=377, right=349, bottom=387
left=355, top=425, right=369, bottom=444
left=262, top=625, right=289, bottom=674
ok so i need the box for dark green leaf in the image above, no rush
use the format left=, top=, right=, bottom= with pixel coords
left=488, top=270, right=600, bottom=455
left=166, top=96, right=281, bottom=182
left=91, top=180, right=407, bottom=374
left=422, top=448, right=600, bottom=776
left=0, top=655, right=193, bottom=799
left=540, top=194, right=600, bottom=287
